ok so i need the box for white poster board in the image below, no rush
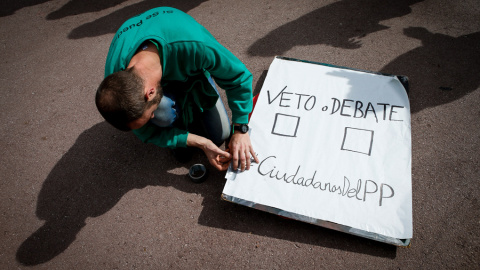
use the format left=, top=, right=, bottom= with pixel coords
left=223, top=57, right=412, bottom=245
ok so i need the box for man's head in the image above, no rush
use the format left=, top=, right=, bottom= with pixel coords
left=95, top=68, right=162, bottom=131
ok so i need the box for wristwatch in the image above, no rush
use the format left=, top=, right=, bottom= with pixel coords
left=234, top=124, right=249, bottom=134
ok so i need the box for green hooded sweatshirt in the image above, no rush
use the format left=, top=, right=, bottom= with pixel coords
left=104, top=7, right=253, bottom=148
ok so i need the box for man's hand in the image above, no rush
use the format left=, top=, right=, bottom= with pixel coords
left=228, top=131, right=259, bottom=171
left=202, top=140, right=232, bottom=171
left=187, top=133, right=231, bottom=171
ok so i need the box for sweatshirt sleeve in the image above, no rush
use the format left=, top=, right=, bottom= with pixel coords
left=200, top=43, right=253, bottom=124
left=132, top=123, right=189, bottom=149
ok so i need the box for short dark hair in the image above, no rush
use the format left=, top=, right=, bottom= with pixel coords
left=95, top=68, right=162, bottom=131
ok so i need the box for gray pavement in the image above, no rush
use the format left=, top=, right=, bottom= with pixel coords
left=1, top=0, right=479, bottom=269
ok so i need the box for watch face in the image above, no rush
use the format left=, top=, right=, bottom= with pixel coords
left=241, top=125, right=248, bottom=133
left=235, top=124, right=249, bottom=133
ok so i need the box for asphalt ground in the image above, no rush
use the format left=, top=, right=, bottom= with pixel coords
left=1, top=0, right=479, bottom=269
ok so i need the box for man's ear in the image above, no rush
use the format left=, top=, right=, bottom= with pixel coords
left=144, top=87, right=156, bottom=101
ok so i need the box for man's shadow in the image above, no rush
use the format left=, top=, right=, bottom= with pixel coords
left=248, top=0, right=423, bottom=56
left=15, top=122, right=222, bottom=265
left=17, top=121, right=396, bottom=266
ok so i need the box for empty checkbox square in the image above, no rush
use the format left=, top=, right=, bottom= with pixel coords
left=271, top=113, right=301, bottom=137
left=341, top=127, right=374, bottom=156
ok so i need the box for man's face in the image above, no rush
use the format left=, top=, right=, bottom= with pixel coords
left=127, top=89, right=161, bottom=130
left=127, top=103, right=157, bottom=130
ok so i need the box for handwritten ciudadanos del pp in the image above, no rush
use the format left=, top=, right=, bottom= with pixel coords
left=267, top=86, right=405, bottom=123
left=257, top=155, right=395, bottom=207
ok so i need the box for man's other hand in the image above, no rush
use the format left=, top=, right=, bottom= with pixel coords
left=228, top=132, right=259, bottom=172
left=187, top=133, right=232, bottom=171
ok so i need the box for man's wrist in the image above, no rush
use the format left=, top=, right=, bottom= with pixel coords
left=187, top=133, right=208, bottom=148
left=233, top=123, right=249, bottom=134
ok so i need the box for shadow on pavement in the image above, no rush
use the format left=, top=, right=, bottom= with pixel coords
left=1, top=0, right=206, bottom=38
left=248, top=0, right=423, bottom=56
left=16, top=122, right=395, bottom=266
left=198, top=196, right=397, bottom=259
left=46, top=0, right=130, bottom=20
left=15, top=122, right=209, bottom=265
left=66, top=0, right=207, bottom=39
left=0, top=0, right=51, bottom=17
left=381, top=27, right=480, bottom=114
left=252, top=26, right=480, bottom=115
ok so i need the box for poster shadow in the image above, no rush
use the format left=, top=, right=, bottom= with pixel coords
left=197, top=199, right=397, bottom=258
left=17, top=122, right=395, bottom=266
left=248, top=0, right=423, bottom=56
